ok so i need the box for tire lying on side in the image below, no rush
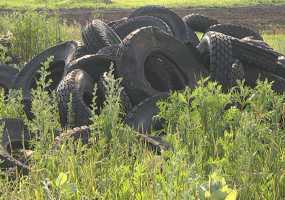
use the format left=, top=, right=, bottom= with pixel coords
left=183, top=13, right=219, bottom=33
left=0, top=64, right=18, bottom=94
left=113, top=16, right=173, bottom=39
left=116, top=26, right=208, bottom=105
left=81, top=19, right=121, bottom=54
left=207, top=24, right=263, bottom=41
left=129, top=5, right=199, bottom=46
left=13, top=41, right=78, bottom=119
left=0, top=118, right=30, bottom=174
left=197, top=31, right=243, bottom=90
left=57, top=69, right=95, bottom=128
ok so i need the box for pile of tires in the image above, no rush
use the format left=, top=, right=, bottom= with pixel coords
left=0, top=6, right=284, bottom=173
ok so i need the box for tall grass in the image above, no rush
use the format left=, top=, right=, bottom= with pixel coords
left=0, top=65, right=285, bottom=198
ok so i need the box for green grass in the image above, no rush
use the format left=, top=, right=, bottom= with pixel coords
left=0, top=12, right=285, bottom=199
left=0, top=0, right=284, bottom=9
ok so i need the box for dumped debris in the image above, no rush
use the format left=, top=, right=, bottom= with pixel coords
left=0, top=5, right=284, bottom=174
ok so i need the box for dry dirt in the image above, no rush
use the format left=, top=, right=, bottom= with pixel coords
left=1, top=5, right=285, bottom=31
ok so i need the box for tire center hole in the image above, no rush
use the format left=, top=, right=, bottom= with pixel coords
left=144, top=52, right=187, bottom=91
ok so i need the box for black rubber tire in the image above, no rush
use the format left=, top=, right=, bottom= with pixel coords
left=56, top=69, right=95, bottom=128
left=97, top=75, right=133, bottom=114
left=207, top=24, right=263, bottom=41
left=73, top=44, right=89, bottom=60
left=0, top=118, right=30, bottom=174
left=0, top=64, right=18, bottom=93
left=13, top=41, right=78, bottom=119
left=243, top=64, right=285, bottom=93
left=197, top=31, right=238, bottom=89
left=81, top=19, right=121, bottom=54
left=64, top=54, right=114, bottom=80
left=116, top=26, right=208, bottom=105
left=183, top=13, right=219, bottom=33
left=53, top=126, right=91, bottom=149
left=231, top=36, right=284, bottom=77
left=108, top=17, right=128, bottom=28
left=125, top=93, right=169, bottom=133
left=113, top=16, right=173, bottom=39
left=129, top=5, right=199, bottom=46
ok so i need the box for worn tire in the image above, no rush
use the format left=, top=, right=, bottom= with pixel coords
left=197, top=31, right=240, bottom=89
left=207, top=24, right=263, bottom=41
left=13, top=41, right=78, bottom=119
left=116, top=26, right=208, bottom=105
left=129, top=5, right=199, bottom=46
left=231, top=36, right=284, bottom=77
left=53, top=126, right=91, bottom=149
left=183, top=13, right=219, bottom=33
left=57, top=69, right=95, bottom=128
left=0, top=118, right=30, bottom=174
left=108, top=17, right=128, bottom=28
left=125, top=93, right=169, bottom=133
left=81, top=19, right=121, bottom=54
left=113, top=16, right=172, bottom=39
left=0, top=64, right=18, bottom=93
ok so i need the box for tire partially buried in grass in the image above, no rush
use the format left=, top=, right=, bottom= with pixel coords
left=114, top=26, right=208, bottom=105
left=57, top=69, right=94, bottom=128
left=13, top=41, right=78, bottom=119
left=0, top=64, right=18, bottom=94
left=0, top=118, right=30, bottom=175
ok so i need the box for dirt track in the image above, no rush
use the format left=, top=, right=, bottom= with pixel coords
left=1, top=5, right=285, bottom=31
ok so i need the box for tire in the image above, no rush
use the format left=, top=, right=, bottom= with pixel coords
left=183, top=13, right=219, bottom=33
left=64, top=54, right=115, bottom=80
left=125, top=93, right=168, bottom=133
left=73, top=44, right=89, bottom=60
left=97, top=75, right=133, bottom=114
left=129, top=5, right=199, bottom=46
left=207, top=24, right=263, bottom=41
left=116, top=26, right=208, bottom=105
left=231, top=36, right=283, bottom=77
left=56, top=69, right=95, bottom=128
left=13, top=41, right=78, bottom=119
left=0, top=118, right=30, bottom=174
left=81, top=19, right=121, bottom=54
left=243, top=64, right=285, bottom=93
left=108, top=17, right=128, bottom=28
left=197, top=31, right=239, bottom=89
left=136, top=133, right=171, bottom=154
left=54, top=126, right=91, bottom=149
left=0, top=64, right=18, bottom=94
left=113, top=16, right=172, bottom=39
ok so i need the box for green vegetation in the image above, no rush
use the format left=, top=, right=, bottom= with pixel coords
left=0, top=12, right=285, bottom=199
left=0, top=0, right=284, bottom=9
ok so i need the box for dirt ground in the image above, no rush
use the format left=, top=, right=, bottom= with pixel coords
left=1, top=5, right=285, bottom=31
